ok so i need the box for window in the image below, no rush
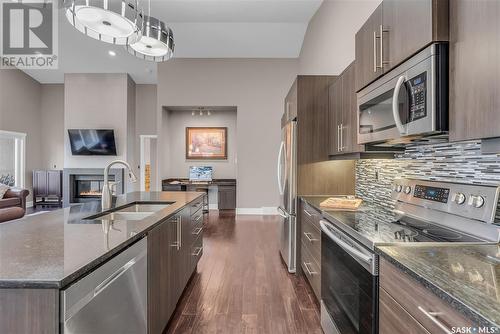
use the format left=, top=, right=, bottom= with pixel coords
left=0, top=131, right=26, bottom=187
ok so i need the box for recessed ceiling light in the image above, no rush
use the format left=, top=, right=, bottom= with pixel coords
left=108, top=50, right=116, bottom=57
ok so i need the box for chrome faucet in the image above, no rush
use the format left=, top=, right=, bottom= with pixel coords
left=102, top=160, right=138, bottom=210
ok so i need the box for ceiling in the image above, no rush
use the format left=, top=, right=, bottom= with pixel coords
left=23, top=0, right=322, bottom=84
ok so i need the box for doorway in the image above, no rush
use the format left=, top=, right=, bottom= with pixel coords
left=140, top=135, right=158, bottom=192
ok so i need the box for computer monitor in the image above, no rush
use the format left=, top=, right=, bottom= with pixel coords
left=189, top=166, right=213, bottom=181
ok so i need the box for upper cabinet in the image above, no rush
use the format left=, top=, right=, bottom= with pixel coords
left=329, top=62, right=363, bottom=156
left=289, top=76, right=337, bottom=165
left=355, top=4, right=383, bottom=93
left=449, top=0, right=500, bottom=142
left=355, top=0, right=449, bottom=92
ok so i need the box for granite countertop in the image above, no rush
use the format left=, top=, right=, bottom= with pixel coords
left=377, top=244, right=500, bottom=329
left=0, top=191, right=203, bottom=289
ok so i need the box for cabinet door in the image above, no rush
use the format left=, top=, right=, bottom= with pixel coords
left=148, top=218, right=176, bottom=334
left=379, top=288, right=429, bottom=334
left=46, top=171, right=61, bottom=197
left=328, top=79, right=343, bottom=155
left=341, top=63, right=363, bottom=153
left=33, top=170, right=48, bottom=197
left=450, top=0, right=500, bottom=141
left=355, top=4, right=383, bottom=92
left=383, top=0, right=448, bottom=73
left=218, top=185, right=236, bottom=210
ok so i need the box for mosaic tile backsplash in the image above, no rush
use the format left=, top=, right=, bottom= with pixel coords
left=355, top=140, right=500, bottom=223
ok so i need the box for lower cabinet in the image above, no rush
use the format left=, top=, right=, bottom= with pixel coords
left=218, top=185, right=236, bottom=210
left=379, top=258, right=475, bottom=334
left=148, top=197, right=205, bottom=334
left=300, top=200, right=322, bottom=301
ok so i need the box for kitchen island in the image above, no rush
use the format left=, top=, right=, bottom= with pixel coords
left=0, top=191, right=205, bottom=334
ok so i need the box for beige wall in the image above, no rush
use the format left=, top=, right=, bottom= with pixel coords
left=299, top=0, right=381, bottom=75
left=157, top=59, right=298, bottom=209
left=0, top=69, right=42, bottom=202
left=40, top=84, right=64, bottom=170
left=166, top=109, right=237, bottom=179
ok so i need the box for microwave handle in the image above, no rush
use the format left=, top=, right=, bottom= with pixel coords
left=392, top=75, right=407, bottom=134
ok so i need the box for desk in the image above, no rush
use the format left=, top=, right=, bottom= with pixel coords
left=162, top=178, right=237, bottom=210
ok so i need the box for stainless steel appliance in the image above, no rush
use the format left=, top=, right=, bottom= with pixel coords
left=320, top=179, right=500, bottom=334
left=277, top=109, right=298, bottom=273
left=62, top=237, right=148, bottom=334
left=357, top=43, right=448, bottom=146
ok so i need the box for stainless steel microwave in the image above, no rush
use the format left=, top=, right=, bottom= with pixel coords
left=357, top=43, right=448, bottom=146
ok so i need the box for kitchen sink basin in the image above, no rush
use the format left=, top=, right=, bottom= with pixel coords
left=85, top=202, right=172, bottom=221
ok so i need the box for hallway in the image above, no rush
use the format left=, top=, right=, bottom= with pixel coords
left=167, top=211, right=322, bottom=334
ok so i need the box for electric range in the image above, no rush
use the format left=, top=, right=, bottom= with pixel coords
left=320, top=178, right=500, bottom=334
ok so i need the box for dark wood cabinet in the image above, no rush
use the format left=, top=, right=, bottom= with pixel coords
left=218, top=185, right=236, bottom=210
left=289, top=76, right=337, bottom=165
left=329, top=62, right=364, bottom=156
left=148, top=197, right=205, bottom=334
left=383, top=0, right=448, bottom=71
left=449, top=0, right=500, bottom=141
left=355, top=4, right=383, bottom=92
left=33, top=170, right=62, bottom=208
left=355, top=0, right=448, bottom=92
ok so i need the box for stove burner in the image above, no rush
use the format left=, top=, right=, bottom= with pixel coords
left=396, top=219, right=429, bottom=229
left=423, top=229, right=463, bottom=241
left=393, top=229, right=418, bottom=242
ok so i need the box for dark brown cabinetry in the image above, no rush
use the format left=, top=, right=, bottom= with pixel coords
left=379, top=258, right=475, bottom=334
left=218, top=185, right=236, bottom=210
left=329, top=62, right=364, bottom=156
left=355, top=0, right=448, bottom=91
left=287, top=76, right=337, bottom=165
left=449, top=0, right=500, bottom=141
left=33, top=170, right=62, bottom=207
left=148, top=197, right=205, bottom=334
left=355, top=4, right=384, bottom=92
left=299, top=200, right=322, bottom=301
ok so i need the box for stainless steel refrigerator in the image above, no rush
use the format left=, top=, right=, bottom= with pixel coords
left=277, top=116, right=297, bottom=273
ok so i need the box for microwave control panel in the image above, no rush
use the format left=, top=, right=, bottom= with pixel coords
left=408, top=72, right=427, bottom=121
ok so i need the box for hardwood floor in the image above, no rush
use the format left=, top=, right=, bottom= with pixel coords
left=166, top=211, right=322, bottom=334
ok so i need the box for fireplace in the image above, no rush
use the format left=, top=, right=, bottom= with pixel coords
left=73, top=176, right=114, bottom=200
left=63, top=168, right=124, bottom=205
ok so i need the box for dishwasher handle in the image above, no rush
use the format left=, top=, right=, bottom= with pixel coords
left=93, top=257, right=137, bottom=297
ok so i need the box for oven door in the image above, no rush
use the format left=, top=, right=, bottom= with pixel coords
left=357, top=44, right=441, bottom=145
left=320, top=220, right=378, bottom=334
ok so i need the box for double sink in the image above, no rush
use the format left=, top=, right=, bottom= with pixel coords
left=85, top=202, right=172, bottom=222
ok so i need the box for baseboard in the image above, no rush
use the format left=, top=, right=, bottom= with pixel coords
left=236, top=207, right=278, bottom=215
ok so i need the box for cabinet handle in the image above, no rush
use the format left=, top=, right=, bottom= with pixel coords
left=192, top=227, right=203, bottom=235
left=373, top=30, right=378, bottom=72
left=170, top=216, right=181, bottom=250
left=303, top=209, right=312, bottom=217
left=417, top=306, right=450, bottom=334
left=337, top=125, right=341, bottom=152
left=379, top=25, right=389, bottom=69
left=340, top=123, right=344, bottom=152
left=303, top=232, right=317, bottom=242
left=192, top=247, right=203, bottom=257
left=303, top=262, right=317, bottom=276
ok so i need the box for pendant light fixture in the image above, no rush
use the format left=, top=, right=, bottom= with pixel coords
left=127, top=0, right=174, bottom=62
left=64, top=0, right=143, bottom=45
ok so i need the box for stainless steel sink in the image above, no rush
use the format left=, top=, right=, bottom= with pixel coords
left=85, top=202, right=171, bottom=221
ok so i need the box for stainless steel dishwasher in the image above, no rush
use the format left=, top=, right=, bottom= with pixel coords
left=62, top=237, right=148, bottom=334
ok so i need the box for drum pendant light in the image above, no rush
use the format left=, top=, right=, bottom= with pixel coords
left=127, top=0, right=174, bottom=62
left=64, top=0, right=144, bottom=45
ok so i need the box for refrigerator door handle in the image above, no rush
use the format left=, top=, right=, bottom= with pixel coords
left=277, top=206, right=289, bottom=218
left=277, top=141, right=285, bottom=195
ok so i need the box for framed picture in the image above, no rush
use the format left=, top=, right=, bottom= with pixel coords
left=186, top=127, right=228, bottom=160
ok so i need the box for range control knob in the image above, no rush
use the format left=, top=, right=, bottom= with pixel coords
left=396, top=185, right=402, bottom=193
left=468, top=195, right=485, bottom=208
left=453, top=192, right=466, bottom=205
left=404, top=186, right=412, bottom=194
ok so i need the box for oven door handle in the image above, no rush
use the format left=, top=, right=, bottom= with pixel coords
left=320, top=220, right=373, bottom=264
left=392, top=75, right=407, bottom=135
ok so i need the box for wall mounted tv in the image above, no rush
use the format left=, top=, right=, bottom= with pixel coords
left=68, top=129, right=117, bottom=156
